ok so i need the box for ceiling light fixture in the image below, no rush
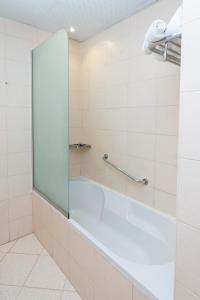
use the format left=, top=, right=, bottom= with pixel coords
left=69, top=26, right=75, bottom=33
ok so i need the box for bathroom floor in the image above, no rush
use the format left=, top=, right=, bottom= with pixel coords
left=0, top=234, right=82, bottom=300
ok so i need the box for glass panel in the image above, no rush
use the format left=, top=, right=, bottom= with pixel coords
left=32, top=29, right=69, bottom=214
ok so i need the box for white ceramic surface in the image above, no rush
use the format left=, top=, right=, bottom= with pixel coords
left=70, top=177, right=176, bottom=300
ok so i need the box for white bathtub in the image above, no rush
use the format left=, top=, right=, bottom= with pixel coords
left=69, top=177, right=176, bottom=300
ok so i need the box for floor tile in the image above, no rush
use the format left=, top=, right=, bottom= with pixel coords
left=0, top=253, right=38, bottom=285
left=0, top=285, right=21, bottom=300
left=61, top=291, right=82, bottom=300
left=17, top=287, right=62, bottom=300
left=11, top=234, right=44, bottom=255
left=64, top=280, right=75, bottom=291
left=25, top=255, right=66, bottom=290
left=0, top=240, right=16, bottom=253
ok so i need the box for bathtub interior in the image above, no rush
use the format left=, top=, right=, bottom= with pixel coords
left=69, top=177, right=176, bottom=266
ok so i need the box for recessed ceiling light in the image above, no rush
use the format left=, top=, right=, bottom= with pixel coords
left=69, top=27, right=75, bottom=33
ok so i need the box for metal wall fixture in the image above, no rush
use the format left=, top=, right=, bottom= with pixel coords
left=103, top=153, right=148, bottom=185
left=69, top=143, right=91, bottom=150
left=149, top=32, right=181, bottom=66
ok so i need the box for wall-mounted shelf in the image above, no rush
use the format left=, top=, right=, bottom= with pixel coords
left=69, top=143, right=91, bottom=150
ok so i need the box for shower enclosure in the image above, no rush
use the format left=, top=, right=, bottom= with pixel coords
left=32, top=29, right=69, bottom=216
left=31, top=5, right=180, bottom=296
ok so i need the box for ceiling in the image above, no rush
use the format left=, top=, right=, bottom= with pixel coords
left=0, top=0, right=157, bottom=41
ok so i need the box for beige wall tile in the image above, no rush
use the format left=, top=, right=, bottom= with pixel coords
left=32, top=195, right=54, bottom=255
left=155, top=190, right=176, bottom=217
left=156, top=75, right=180, bottom=106
left=9, top=215, right=32, bottom=240
left=0, top=178, right=8, bottom=201
left=69, top=109, right=82, bottom=128
left=52, top=209, right=69, bottom=251
left=181, top=20, right=200, bottom=91
left=75, top=0, right=180, bottom=218
left=34, top=195, right=53, bottom=235
left=0, top=199, right=9, bottom=224
left=156, top=106, right=179, bottom=136
left=94, top=251, right=132, bottom=300
left=53, top=240, right=69, bottom=278
left=9, top=195, right=32, bottom=221
left=127, top=156, right=155, bottom=188
left=155, top=163, right=177, bottom=195
left=70, top=256, right=94, bottom=300
left=70, top=164, right=81, bottom=177
left=127, top=133, right=156, bottom=161
left=69, top=225, right=94, bottom=279
left=35, top=225, right=53, bottom=256
left=69, top=40, right=82, bottom=179
left=127, top=80, right=156, bottom=107
left=176, top=222, right=200, bottom=296
left=155, top=135, right=177, bottom=166
left=127, top=107, right=156, bottom=134
left=179, top=92, right=200, bottom=160
left=0, top=17, right=50, bottom=245
left=133, top=286, right=150, bottom=300
left=175, top=283, right=200, bottom=300
left=70, top=151, right=81, bottom=165
left=177, top=159, right=200, bottom=229
left=0, top=222, right=9, bottom=245
left=176, top=4, right=200, bottom=296
left=126, top=182, right=155, bottom=207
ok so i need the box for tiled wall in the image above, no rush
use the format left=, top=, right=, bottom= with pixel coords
left=175, top=1, right=200, bottom=299
left=0, top=18, right=50, bottom=245
left=69, top=40, right=82, bottom=177
left=33, top=192, right=151, bottom=300
left=76, top=0, right=181, bottom=216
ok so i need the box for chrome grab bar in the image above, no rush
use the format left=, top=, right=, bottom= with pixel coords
left=102, top=154, right=148, bottom=185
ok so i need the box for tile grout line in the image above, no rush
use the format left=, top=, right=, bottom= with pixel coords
left=0, top=234, right=81, bottom=299
left=18, top=236, right=65, bottom=294
left=0, top=282, right=71, bottom=292
left=7, top=239, right=17, bottom=253
left=0, top=236, right=26, bottom=300
left=16, top=256, right=39, bottom=300
left=14, top=285, right=23, bottom=300
left=33, top=234, right=77, bottom=298
left=16, top=252, right=41, bottom=299
left=15, top=255, right=39, bottom=300
left=0, top=239, right=17, bottom=263
left=23, top=235, right=45, bottom=269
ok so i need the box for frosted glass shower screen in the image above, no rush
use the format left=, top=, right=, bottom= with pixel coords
left=32, top=30, right=69, bottom=214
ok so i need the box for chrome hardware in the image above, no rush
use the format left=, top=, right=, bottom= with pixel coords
left=103, top=153, right=148, bottom=185
left=149, top=32, right=181, bottom=66
left=69, top=143, right=91, bottom=150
